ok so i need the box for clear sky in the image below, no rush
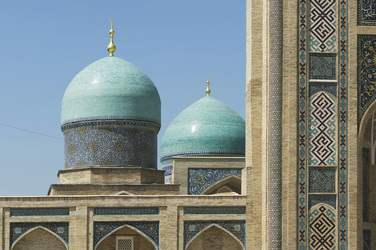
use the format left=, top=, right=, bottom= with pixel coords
left=0, top=1, right=245, bottom=196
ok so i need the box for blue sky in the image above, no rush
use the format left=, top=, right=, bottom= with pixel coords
left=0, top=1, right=245, bottom=195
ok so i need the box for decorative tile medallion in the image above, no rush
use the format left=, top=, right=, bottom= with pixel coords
left=358, top=35, right=376, bottom=127
left=183, top=220, right=245, bottom=248
left=93, top=221, right=159, bottom=248
left=10, top=207, right=69, bottom=217
left=309, top=204, right=336, bottom=250
left=64, top=126, right=157, bottom=169
left=309, top=53, right=336, bottom=80
left=310, top=0, right=337, bottom=52
left=309, top=167, right=336, bottom=193
left=358, top=0, right=376, bottom=25
left=184, top=206, right=246, bottom=215
left=93, top=207, right=159, bottom=216
left=309, top=92, right=336, bottom=166
left=10, top=222, right=69, bottom=247
left=187, top=168, right=242, bottom=195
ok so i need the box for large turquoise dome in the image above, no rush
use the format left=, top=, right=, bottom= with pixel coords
left=61, top=56, right=161, bottom=125
left=160, top=96, right=245, bottom=161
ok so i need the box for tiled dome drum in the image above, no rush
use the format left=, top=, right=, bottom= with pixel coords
left=61, top=57, right=161, bottom=169
left=160, top=96, right=245, bottom=181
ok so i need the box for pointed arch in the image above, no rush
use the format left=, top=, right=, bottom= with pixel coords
left=115, top=190, right=134, bottom=195
left=201, top=175, right=241, bottom=195
left=185, top=224, right=244, bottom=250
left=95, top=224, right=158, bottom=250
left=11, top=226, right=68, bottom=250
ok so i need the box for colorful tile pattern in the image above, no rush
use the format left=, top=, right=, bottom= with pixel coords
left=187, top=168, right=242, bottom=195
left=309, top=194, right=336, bottom=209
left=358, top=0, right=376, bottom=25
left=310, top=0, right=337, bottom=52
left=184, top=206, right=246, bottom=215
left=93, top=207, right=159, bottom=216
left=310, top=82, right=337, bottom=97
left=10, top=207, right=69, bottom=217
left=358, top=35, right=376, bottom=127
left=183, top=220, right=245, bottom=248
left=94, top=221, right=159, bottom=248
left=309, top=204, right=336, bottom=249
left=10, top=222, right=69, bottom=247
left=309, top=92, right=336, bottom=166
left=309, top=53, right=336, bottom=79
left=298, top=0, right=348, bottom=248
left=64, top=125, right=157, bottom=169
left=309, top=167, right=336, bottom=193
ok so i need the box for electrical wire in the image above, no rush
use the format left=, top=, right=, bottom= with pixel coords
left=0, top=123, right=63, bottom=140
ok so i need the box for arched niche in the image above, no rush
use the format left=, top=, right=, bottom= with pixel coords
left=12, top=226, right=68, bottom=250
left=358, top=99, right=376, bottom=247
left=95, top=224, right=157, bottom=250
left=201, top=176, right=241, bottom=195
left=185, top=224, right=244, bottom=250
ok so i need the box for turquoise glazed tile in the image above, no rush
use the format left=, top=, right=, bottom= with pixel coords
left=61, top=56, right=161, bottom=125
left=160, top=96, right=245, bottom=162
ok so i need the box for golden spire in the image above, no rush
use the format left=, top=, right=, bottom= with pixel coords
left=107, top=18, right=116, bottom=57
left=206, top=75, right=211, bottom=96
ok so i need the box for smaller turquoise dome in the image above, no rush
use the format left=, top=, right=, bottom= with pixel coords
left=61, top=57, right=161, bottom=125
left=160, top=96, right=245, bottom=160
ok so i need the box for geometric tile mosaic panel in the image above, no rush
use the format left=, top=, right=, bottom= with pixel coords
left=93, top=207, right=159, bottom=216
left=64, top=126, right=157, bottom=169
left=309, top=167, right=336, bottom=193
left=10, top=207, right=70, bottom=217
left=188, top=168, right=242, bottom=195
left=184, top=220, right=245, bottom=248
left=309, top=204, right=336, bottom=250
left=358, top=35, right=376, bottom=127
left=310, top=0, right=336, bottom=52
left=184, top=206, right=246, bottom=215
left=93, top=221, right=159, bottom=248
left=309, top=194, right=336, bottom=209
left=310, top=82, right=337, bottom=97
left=309, top=53, right=336, bottom=80
left=358, top=0, right=376, bottom=25
left=310, top=92, right=336, bottom=165
left=10, top=222, right=69, bottom=247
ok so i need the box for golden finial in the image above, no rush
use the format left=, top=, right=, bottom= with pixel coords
left=107, top=18, right=116, bottom=57
left=206, top=75, right=211, bottom=96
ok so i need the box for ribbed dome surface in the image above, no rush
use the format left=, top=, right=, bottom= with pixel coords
left=61, top=56, right=161, bottom=125
left=160, top=96, right=245, bottom=160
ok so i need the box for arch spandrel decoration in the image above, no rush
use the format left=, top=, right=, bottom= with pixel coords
left=93, top=221, right=159, bottom=248
left=10, top=222, right=69, bottom=248
left=188, top=168, right=242, bottom=195
left=309, top=204, right=336, bottom=250
left=183, top=220, right=245, bottom=249
left=11, top=226, right=68, bottom=250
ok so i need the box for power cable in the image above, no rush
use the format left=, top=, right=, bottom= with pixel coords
left=0, top=123, right=63, bottom=140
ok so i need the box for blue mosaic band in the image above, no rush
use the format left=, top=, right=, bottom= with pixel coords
left=93, top=207, right=159, bottom=216
left=10, top=207, right=69, bottom=217
left=184, top=206, right=246, bottom=215
left=269, top=0, right=283, bottom=248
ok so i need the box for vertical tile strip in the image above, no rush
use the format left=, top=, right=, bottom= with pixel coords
left=269, top=0, right=283, bottom=248
left=298, top=0, right=308, bottom=248
left=338, top=0, right=348, bottom=248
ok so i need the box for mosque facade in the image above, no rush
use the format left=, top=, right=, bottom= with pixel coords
left=2, top=1, right=376, bottom=249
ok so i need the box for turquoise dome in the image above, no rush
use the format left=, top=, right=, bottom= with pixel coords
left=61, top=56, right=161, bottom=125
left=160, top=96, right=245, bottom=160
